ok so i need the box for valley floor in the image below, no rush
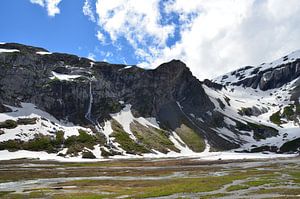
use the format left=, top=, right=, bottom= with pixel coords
left=0, top=156, right=300, bottom=199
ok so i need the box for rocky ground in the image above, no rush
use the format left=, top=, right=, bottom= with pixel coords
left=0, top=157, right=299, bottom=199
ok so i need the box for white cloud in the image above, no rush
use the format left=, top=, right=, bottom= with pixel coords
left=95, top=0, right=174, bottom=56
left=30, top=0, right=44, bottom=7
left=28, top=0, right=300, bottom=79
left=96, top=31, right=106, bottom=44
left=30, top=0, right=62, bottom=17
left=87, top=52, right=96, bottom=61
left=83, top=0, right=96, bottom=22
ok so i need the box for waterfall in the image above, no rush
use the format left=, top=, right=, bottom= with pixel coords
left=85, top=81, right=94, bottom=124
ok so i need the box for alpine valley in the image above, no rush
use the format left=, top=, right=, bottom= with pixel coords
left=0, top=42, right=299, bottom=160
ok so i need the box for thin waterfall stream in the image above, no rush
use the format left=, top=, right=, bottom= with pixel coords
left=85, top=81, right=94, bottom=124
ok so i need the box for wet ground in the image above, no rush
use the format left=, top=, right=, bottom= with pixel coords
left=0, top=156, right=299, bottom=198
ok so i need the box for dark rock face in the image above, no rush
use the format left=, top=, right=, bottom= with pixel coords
left=202, top=79, right=223, bottom=90
left=221, top=60, right=300, bottom=91
left=0, top=43, right=238, bottom=150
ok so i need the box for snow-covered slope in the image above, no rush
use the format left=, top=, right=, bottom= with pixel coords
left=205, top=49, right=300, bottom=153
left=0, top=102, right=204, bottom=160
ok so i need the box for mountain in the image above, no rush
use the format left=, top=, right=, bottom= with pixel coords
left=0, top=43, right=299, bottom=160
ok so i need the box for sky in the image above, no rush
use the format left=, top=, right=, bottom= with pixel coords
left=1, top=0, right=300, bottom=80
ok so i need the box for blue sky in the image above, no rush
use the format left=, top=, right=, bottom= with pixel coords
left=1, top=0, right=300, bottom=80
left=0, top=0, right=136, bottom=65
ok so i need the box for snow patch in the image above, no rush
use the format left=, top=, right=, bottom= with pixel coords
left=36, top=51, right=52, bottom=55
left=0, top=49, right=19, bottom=53
left=0, top=103, right=92, bottom=142
left=50, top=71, right=81, bottom=81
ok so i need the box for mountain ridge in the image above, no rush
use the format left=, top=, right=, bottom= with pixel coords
left=0, top=42, right=299, bottom=160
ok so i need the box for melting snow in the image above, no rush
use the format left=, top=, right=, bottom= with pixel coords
left=0, top=103, right=92, bottom=142
left=0, top=49, right=19, bottom=53
left=36, top=51, right=52, bottom=55
left=50, top=71, right=81, bottom=81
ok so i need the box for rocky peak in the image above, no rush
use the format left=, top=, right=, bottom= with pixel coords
left=214, top=50, right=300, bottom=91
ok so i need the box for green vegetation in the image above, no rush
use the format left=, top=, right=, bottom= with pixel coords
left=0, top=118, right=38, bottom=129
left=16, top=118, right=37, bottom=125
left=226, top=184, right=249, bottom=192
left=55, top=130, right=65, bottom=146
left=100, top=148, right=113, bottom=157
left=270, top=104, right=300, bottom=125
left=110, top=120, right=149, bottom=155
left=175, top=124, right=205, bottom=152
left=65, top=130, right=102, bottom=156
left=0, top=120, right=17, bottom=129
left=283, top=105, right=295, bottom=119
left=0, top=129, right=101, bottom=155
left=1, top=157, right=300, bottom=198
left=82, top=150, right=96, bottom=159
left=244, top=178, right=275, bottom=187
left=131, top=121, right=179, bottom=154
left=270, top=111, right=281, bottom=125
left=0, top=135, right=55, bottom=152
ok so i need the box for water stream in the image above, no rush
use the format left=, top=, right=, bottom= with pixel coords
left=85, top=81, right=94, bottom=124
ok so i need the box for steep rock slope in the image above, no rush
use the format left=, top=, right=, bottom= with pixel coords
left=0, top=43, right=238, bottom=159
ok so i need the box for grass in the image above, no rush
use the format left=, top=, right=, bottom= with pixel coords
left=110, top=120, right=149, bottom=155
left=0, top=119, right=17, bottom=129
left=174, top=124, right=206, bottom=152
left=226, top=184, right=249, bottom=192
left=249, top=188, right=300, bottom=196
left=1, top=157, right=300, bottom=199
left=289, top=171, right=300, bottom=183
left=283, top=105, right=295, bottom=119
left=131, top=121, right=179, bottom=154
left=244, top=178, right=275, bottom=187
left=270, top=111, right=281, bottom=125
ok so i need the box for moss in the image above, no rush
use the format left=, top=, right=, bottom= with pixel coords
left=110, top=120, right=149, bottom=155
left=130, top=121, right=178, bottom=154
left=0, top=119, right=17, bottom=129
left=175, top=124, right=206, bottom=152
left=270, top=111, right=281, bottom=125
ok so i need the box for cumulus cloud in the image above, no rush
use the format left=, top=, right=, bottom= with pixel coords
left=83, top=0, right=96, bottom=22
left=95, top=0, right=174, bottom=59
left=94, top=0, right=300, bottom=80
left=30, top=0, right=62, bottom=17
